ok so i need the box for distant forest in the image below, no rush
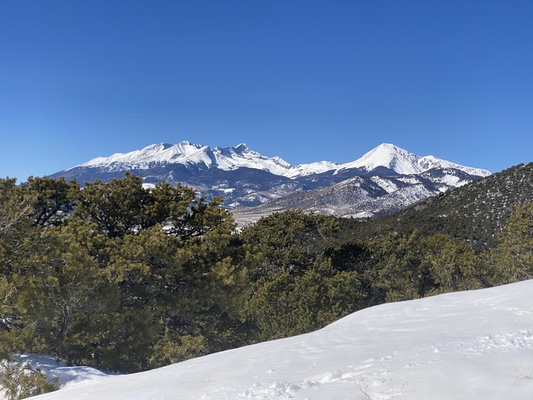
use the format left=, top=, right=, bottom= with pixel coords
left=0, top=172, right=531, bottom=374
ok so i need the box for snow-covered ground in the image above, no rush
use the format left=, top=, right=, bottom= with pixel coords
left=30, top=280, right=533, bottom=399
left=10, top=354, right=110, bottom=389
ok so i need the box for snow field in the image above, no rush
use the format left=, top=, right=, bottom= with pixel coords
left=28, top=279, right=533, bottom=400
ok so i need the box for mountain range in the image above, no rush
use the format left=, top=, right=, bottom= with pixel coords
left=51, top=142, right=491, bottom=223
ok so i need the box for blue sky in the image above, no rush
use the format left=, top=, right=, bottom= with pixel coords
left=1, top=0, right=532, bottom=180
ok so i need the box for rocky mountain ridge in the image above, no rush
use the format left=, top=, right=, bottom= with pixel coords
left=51, top=142, right=491, bottom=222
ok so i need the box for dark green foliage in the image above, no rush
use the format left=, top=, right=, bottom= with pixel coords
left=0, top=175, right=249, bottom=372
left=0, top=360, right=60, bottom=400
left=338, top=163, right=533, bottom=248
left=240, top=209, right=340, bottom=276
left=486, top=202, right=533, bottom=284
left=0, top=178, right=36, bottom=275
left=75, top=173, right=155, bottom=238
left=364, top=232, right=485, bottom=302
left=242, top=211, right=364, bottom=339
left=240, top=197, right=531, bottom=341
left=1, top=164, right=532, bottom=373
left=23, top=176, right=78, bottom=227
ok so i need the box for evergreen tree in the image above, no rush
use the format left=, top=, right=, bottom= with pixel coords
left=240, top=209, right=339, bottom=276
left=23, top=176, right=78, bottom=227
left=3, top=172, right=524, bottom=374
left=74, top=173, right=152, bottom=238
left=421, top=234, right=484, bottom=294
left=0, top=178, right=41, bottom=357
left=365, top=232, right=431, bottom=302
left=489, top=202, right=533, bottom=284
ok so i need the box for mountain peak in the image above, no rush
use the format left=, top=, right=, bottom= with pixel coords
left=77, top=141, right=294, bottom=176
left=342, top=143, right=491, bottom=177
left=54, top=140, right=491, bottom=219
left=343, top=143, right=423, bottom=174
left=375, top=143, right=402, bottom=151
left=233, top=143, right=249, bottom=152
left=73, top=141, right=490, bottom=178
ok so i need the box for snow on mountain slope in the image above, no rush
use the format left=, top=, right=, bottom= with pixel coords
left=78, top=142, right=209, bottom=170
left=72, top=141, right=490, bottom=179
left=342, top=143, right=491, bottom=177
left=33, top=279, right=533, bottom=400
left=77, top=141, right=294, bottom=176
left=342, top=143, right=424, bottom=174
left=284, top=160, right=341, bottom=178
left=56, top=141, right=491, bottom=217
left=230, top=171, right=458, bottom=225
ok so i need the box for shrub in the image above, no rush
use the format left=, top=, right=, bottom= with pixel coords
left=0, top=359, right=60, bottom=400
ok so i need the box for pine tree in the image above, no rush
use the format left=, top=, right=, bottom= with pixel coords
left=489, top=202, right=533, bottom=284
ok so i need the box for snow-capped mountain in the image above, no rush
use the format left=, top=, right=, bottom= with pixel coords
left=341, top=143, right=489, bottom=177
left=29, top=279, right=533, bottom=400
left=51, top=141, right=490, bottom=221
left=77, top=141, right=295, bottom=177
left=69, top=141, right=489, bottom=179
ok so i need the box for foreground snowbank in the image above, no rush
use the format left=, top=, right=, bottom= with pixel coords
left=11, top=354, right=111, bottom=389
left=0, top=354, right=111, bottom=399
left=33, top=280, right=533, bottom=399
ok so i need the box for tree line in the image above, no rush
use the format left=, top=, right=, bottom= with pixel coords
left=0, top=174, right=531, bottom=373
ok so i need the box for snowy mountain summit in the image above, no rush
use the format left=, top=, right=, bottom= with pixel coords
left=74, top=141, right=489, bottom=179
left=344, top=143, right=489, bottom=176
left=52, top=141, right=490, bottom=220
left=78, top=141, right=293, bottom=176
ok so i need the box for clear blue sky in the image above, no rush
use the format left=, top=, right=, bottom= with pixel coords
left=1, top=0, right=532, bottom=180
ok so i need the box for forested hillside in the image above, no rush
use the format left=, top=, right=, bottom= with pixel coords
left=339, top=163, right=533, bottom=247
left=0, top=170, right=531, bottom=378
